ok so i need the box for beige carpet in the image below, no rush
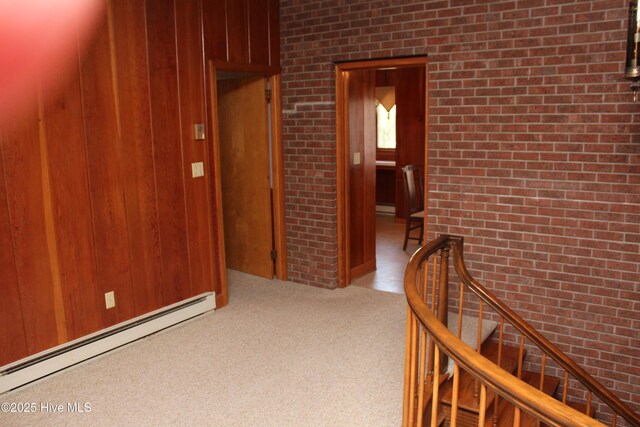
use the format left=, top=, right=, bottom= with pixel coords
left=0, top=271, right=407, bottom=426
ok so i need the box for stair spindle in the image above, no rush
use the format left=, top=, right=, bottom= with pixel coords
left=437, top=247, right=450, bottom=375
left=562, top=372, right=569, bottom=404
left=612, top=412, right=617, bottom=427
left=478, top=383, right=487, bottom=427
left=493, top=317, right=505, bottom=427
left=451, top=364, right=460, bottom=427
left=517, top=335, right=525, bottom=379
left=474, top=300, right=484, bottom=399
left=427, top=254, right=439, bottom=376
left=431, top=346, right=441, bottom=427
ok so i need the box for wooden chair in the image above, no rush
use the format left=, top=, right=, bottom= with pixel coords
left=401, top=165, right=424, bottom=250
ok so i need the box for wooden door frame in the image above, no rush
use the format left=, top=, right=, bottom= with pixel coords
left=207, top=63, right=288, bottom=306
left=335, top=56, right=429, bottom=288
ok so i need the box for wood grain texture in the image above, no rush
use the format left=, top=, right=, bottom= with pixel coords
left=226, top=0, right=249, bottom=64
left=111, top=0, right=164, bottom=316
left=80, top=8, right=135, bottom=326
left=0, top=148, right=28, bottom=365
left=216, top=77, right=274, bottom=279
left=207, top=67, right=229, bottom=307
left=41, top=63, right=103, bottom=340
left=248, top=0, right=270, bottom=65
left=146, top=0, right=192, bottom=305
left=202, top=0, right=228, bottom=61
left=268, top=0, right=280, bottom=67
left=395, top=66, right=426, bottom=221
left=347, top=69, right=376, bottom=277
left=0, top=111, right=60, bottom=354
left=175, top=0, right=216, bottom=296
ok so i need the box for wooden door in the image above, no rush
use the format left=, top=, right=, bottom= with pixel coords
left=216, top=77, right=274, bottom=279
left=347, top=69, right=377, bottom=278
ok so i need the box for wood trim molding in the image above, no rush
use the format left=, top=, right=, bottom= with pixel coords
left=207, top=64, right=229, bottom=308
left=335, top=56, right=429, bottom=288
left=335, top=67, right=349, bottom=287
left=269, top=74, right=288, bottom=281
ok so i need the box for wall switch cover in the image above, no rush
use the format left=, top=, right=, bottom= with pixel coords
left=353, top=152, right=361, bottom=165
left=191, top=162, right=204, bottom=178
left=105, top=291, right=115, bottom=309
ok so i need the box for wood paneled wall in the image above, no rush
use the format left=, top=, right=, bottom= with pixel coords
left=203, top=0, right=280, bottom=70
left=0, top=0, right=279, bottom=367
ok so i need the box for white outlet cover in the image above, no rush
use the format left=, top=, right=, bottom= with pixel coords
left=353, top=152, right=361, bottom=165
left=191, top=162, right=204, bottom=178
left=105, top=291, right=116, bottom=309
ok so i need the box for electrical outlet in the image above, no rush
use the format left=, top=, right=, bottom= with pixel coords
left=105, top=291, right=116, bottom=309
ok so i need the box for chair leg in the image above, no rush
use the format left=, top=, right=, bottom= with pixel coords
left=418, top=220, right=424, bottom=246
left=403, top=219, right=411, bottom=251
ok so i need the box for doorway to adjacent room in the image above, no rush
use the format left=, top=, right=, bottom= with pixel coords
left=335, top=56, right=429, bottom=288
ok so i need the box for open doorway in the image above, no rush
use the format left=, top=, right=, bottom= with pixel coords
left=335, top=57, right=429, bottom=289
left=208, top=67, right=287, bottom=289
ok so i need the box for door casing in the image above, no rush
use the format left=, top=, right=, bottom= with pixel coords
left=335, top=56, right=429, bottom=288
left=207, top=63, right=287, bottom=305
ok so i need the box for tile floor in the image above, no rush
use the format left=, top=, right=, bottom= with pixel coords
left=351, top=214, right=422, bottom=294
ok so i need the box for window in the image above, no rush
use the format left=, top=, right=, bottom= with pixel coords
left=376, top=102, right=396, bottom=149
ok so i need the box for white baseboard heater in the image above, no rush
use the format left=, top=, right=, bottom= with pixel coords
left=0, top=292, right=215, bottom=394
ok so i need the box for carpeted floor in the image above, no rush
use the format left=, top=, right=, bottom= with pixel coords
left=0, top=270, right=407, bottom=426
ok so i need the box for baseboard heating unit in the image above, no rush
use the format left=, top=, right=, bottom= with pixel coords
left=0, top=292, right=215, bottom=394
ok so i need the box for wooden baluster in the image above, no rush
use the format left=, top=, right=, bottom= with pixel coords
left=478, top=384, right=487, bottom=427
left=536, top=353, right=547, bottom=427
left=517, top=335, right=525, bottom=379
left=427, top=254, right=439, bottom=376
left=493, top=317, right=505, bottom=427
left=403, top=306, right=415, bottom=426
left=474, top=300, right=484, bottom=399
left=457, top=282, right=464, bottom=338
left=417, top=259, right=429, bottom=426
left=513, top=335, right=525, bottom=427
left=417, top=325, right=427, bottom=426
left=612, top=412, right=617, bottom=427
left=586, top=391, right=592, bottom=417
left=451, top=364, right=460, bottom=427
left=437, top=247, right=450, bottom=374
left=562, top=372, right=569, bottom=404
left=431, top=346, right=441, bottom=427
left=409, top=313, right=419, bottom=426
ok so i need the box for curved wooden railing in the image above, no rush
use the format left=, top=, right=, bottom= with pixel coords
left=403, top=235, right=640, bottom=427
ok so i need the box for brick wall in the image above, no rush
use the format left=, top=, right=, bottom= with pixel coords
left=280, top=0, right=639, bottom=420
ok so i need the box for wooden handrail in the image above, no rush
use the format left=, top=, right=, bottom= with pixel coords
left=403, top=235, right=640, bottom=427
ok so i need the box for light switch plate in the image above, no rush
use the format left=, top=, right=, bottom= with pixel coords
left=194, top=124, right=205, bottom=140
left=105, top=291, right=115, bottom=309
left=353, top=152, right=361, bottom=165
left=192, top=162, right=204, bottom=178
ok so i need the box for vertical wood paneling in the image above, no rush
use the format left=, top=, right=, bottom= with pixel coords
left=0, top=112, right=61, bottom=354
left=42, top=65, right=103, bottom=340
left=79, top=7, right=135, bottom=326
left=146, top=0, right=192, bottom=305
left=175, top=0, right=215, bottom=296
left=0, top=0, right=243, bottom=366
left=0, top=153, right=28, bottom=365
left=111, top=0, right=164, bottom=316
left=202, top=0, right=228, bottom=61
left=348, top=69, right=376, bottom=276
left=226, top=0, right=249, bottom=64
left=248, top=0, right=270, bottom=65
left=395, top=66, right=425, bottom=221
left=268, top=0, right=280, bottom=67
